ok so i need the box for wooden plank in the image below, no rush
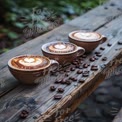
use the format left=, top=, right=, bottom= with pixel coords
left=0, top=0, right=122, bottom=98
left=113, top=108, right=122, bottom=122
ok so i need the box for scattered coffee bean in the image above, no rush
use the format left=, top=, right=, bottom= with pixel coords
left=83, top=73, right=89, bottom=77
left=82, top=71, right=89, bottom=77
left=58, top=88, right=64, bottom=93
left=89, top=57, right=95, bottom=62
left=50, top=86, right=56, bottom=91
left=69, top=77, right=77, bottom=81
left=118, top=41, right=122, bottom=45
left=102, top=57, right=107, bottom=61
left=72, top=61, right=78, bottom=65
left=20, top=110, right=29, bottom=119
left=100, top=47, right=105, bottom=50
left=82, top=55, right=87, bottom=58
left=91, top=65, right=98, bottom=71
left=75, top=65, right=80, bottom=68
left=66, top=80, right=71, bottom=85
left=61, top=79, right=66, bottom=84
left=55, top=79, right=62, bottom=84
left=70, top=67, right=75, bottom=71
left=77, top=70, right=83, bottom=74
left=79, top=79, right=85, bottom=83
left=107, top=43, right=112, bottom=46
left=54, top=94, right=62, bottom=99
left=83, top=63, right=88, bottom=68
left=96, top=54, right=102, bottom=57
left=95, top=51, right=101, bottom=55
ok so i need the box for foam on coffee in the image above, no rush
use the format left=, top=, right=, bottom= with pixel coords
left=47, top=42, right=76, bottom=53
left=72, top=31, right=101, bottom=41
left=10, top=55, right=50, bottom=70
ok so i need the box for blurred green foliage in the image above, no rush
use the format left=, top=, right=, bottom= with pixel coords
left=0, top=0, right=107, bottom=54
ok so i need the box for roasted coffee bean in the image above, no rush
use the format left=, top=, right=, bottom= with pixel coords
left=21, top=110, right=29, bottom=114
left=50, top=86, right=56, bottom=91
left=75, top=65, right=80, bottom=68
left=20, top=110, right=29, bottom=119
left=61, top=79, right=66, bottom=84
left=107, top=43, right=112, bottom=46
left=83, top=73, right=89, bottom=77
left=54, top=94, right=62, bottom=99
left=95, top=51, right=101, bottom=55
left=72, top=61, right=78, bottom=65
left=96, top=54, right=102, bottom=57
left=100, top=47, right=105, bottom=50
left=118, top=41, right=122, bottom=45
left=82, top=55, right=87, bottom=58
left=83, top=63, right=88, bottom=68
left=79, top=79, right=85, bottom=83
left=70, top=67, right=75, bottom=71
left=66, top=80, right=71, bottom=85
left=83, top=71, right=89, bottom=77
left=91, top=65, right=98, bottom=71
left=77, top=70, right=83, bottom=74
left=89, top=57, right=95, bottom=62
left=58, top=88, right=64, bottom=93
left=102, top=57, right=107, bottom=61
left=55, top=79, right=62, bottom=84
left=69, top=77, right=77, bottom=81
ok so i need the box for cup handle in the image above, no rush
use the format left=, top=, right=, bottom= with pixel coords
left=100, top=35, right=107, bottom=44
left=77, top=47, right=85, bottom=57
left=50, top=60, right=59, bottom=71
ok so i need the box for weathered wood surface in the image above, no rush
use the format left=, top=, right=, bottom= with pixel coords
left=0, top=0, right=122, bottom=122
left=113, top=108, right=122, bottom=122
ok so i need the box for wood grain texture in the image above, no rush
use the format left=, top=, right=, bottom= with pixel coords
left=113, top=108, right=122, bottom=122
left=0, top=0, right=122, bottom=122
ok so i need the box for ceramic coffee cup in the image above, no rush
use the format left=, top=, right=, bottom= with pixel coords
left=69, top=30, right=107, bottom=53
left=41, top=41, right=85, bottom=64
left=8, top=55, right=59, bottom=84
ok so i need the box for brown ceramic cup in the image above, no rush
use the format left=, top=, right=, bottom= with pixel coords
left=69, top=30, right=107, bottom=53
left=41, top=41, right=85, bottom=64
left=8, top=55, right=59, bottom=84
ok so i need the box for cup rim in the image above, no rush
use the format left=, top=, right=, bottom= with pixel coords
left=69, top=30, right=102, bottom=43
left=41, top=41, right=84, bottom=55
left=8, top=54, right=51, bottom=71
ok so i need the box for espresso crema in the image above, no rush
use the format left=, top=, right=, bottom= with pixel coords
left=72, top=32, right=101, bottom=41
left=47, top=42, right=76, bottom=53
left=11, top=55, right=50, bottom=70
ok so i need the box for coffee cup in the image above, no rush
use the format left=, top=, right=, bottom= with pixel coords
left=69, top=30, right=107, bottom=53
left=8, top=55, right=59, bottom=84
left=41, top=41, right=85, bottom=64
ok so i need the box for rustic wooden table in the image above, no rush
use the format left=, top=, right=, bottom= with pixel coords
left=0, top=0, right=122, bottom=122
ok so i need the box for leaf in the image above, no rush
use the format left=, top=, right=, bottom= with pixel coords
left=7, top=32, right=19, bottom=39
left=14, top=22, right=25, bottom=28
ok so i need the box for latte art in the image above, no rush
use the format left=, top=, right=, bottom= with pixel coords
left=72, top=32, right=101, bottom=41
left=11, top=56, right=49, bottom=70
left=47, top=42, right=76, bottom=53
